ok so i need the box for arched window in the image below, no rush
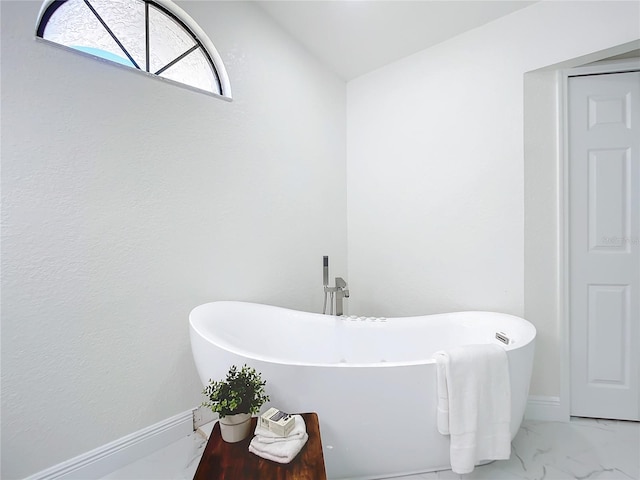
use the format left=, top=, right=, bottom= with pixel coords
left=36, top=0, right=232, bottom=99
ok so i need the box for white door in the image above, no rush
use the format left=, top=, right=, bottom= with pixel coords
left=569, top=71, right=640, bottom=421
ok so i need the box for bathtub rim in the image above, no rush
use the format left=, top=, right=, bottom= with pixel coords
left=189, top=301, right=537, bottom=369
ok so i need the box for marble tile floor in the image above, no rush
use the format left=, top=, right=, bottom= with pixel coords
left=101, top=417, right=639, bottom=480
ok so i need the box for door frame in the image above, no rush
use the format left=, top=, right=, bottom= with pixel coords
left=560, top=58, right=640, bottom=420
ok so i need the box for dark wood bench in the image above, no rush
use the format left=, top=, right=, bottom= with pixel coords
left=194, top=412, right=327, bottom=480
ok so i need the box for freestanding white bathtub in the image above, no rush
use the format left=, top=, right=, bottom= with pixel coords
left=189, top=301, right=536, bottom=479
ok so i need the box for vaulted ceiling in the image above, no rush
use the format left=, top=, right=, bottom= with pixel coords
left=257, top=1, right=538, bottom=80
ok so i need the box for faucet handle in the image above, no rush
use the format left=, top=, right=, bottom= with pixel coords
left=336, top=278, right=349, bottom=298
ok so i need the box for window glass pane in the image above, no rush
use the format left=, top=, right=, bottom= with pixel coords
left=148, top=4, right=195, bottom=74
left=42, top=0, right=134, bottom=67
left=90, top=0, right=146, bottom=69
left=72, top=46, right=132, bottom=66
left=159, top=47, right=218, bottom=94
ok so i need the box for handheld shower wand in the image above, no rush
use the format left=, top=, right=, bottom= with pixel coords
left=322, top=256, right=329, bottom=314
left=323, top=256, right=329, bottom=287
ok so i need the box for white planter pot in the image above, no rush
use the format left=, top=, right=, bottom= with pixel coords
left=219, top=413, right=252, bottom=443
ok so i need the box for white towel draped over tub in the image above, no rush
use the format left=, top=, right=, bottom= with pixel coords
left=434, top=344, right=511, bottom=474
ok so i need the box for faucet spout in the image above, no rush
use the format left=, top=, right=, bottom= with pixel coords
left=335, top=277, right=349, bottom=316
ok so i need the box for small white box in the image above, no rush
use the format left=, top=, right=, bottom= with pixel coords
left=260, top=407, right=295, bottom=437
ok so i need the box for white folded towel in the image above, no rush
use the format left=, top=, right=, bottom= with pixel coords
left=434, top=344, right=511, bottom=474
left=248, top=414, right=308, bottom=464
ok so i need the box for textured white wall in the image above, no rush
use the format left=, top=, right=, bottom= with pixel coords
left=347, top=1, right=640, bottom=396
left=0, top=1, right=346, bottom=478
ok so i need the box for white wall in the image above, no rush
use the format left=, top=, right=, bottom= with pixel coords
left=0, top=1, right=346, bottom=478
left=523, top=68, right=565, bottom=399
left=347, top=0, right=640, bottom=399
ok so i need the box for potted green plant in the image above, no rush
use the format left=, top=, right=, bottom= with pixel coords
left=202, top=364, right=270, bottom=442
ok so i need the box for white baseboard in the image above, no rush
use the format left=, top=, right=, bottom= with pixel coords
left=25, top=410, right=194, bottom=480
left=525, top=395, right=567, bottom=422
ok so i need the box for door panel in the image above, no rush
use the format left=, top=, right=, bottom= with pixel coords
left=569, top=71, right=640, bottom=421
